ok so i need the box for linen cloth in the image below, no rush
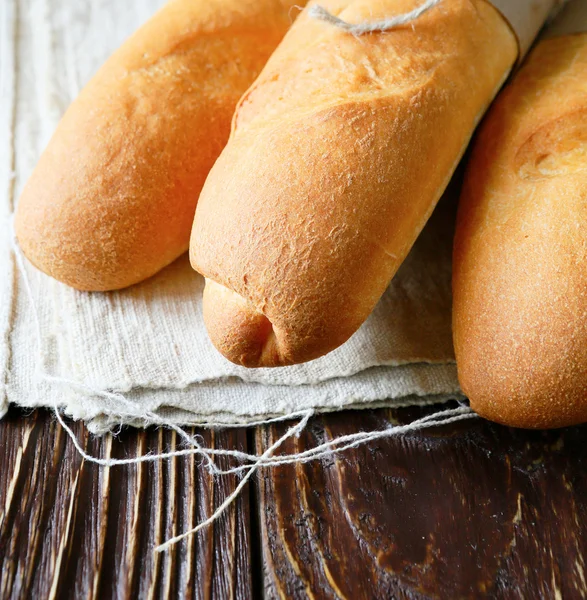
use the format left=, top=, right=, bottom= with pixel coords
left=0, top=0, right=462, bottom=433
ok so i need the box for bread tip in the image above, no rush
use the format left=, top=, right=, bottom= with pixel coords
left=202, top=278, right=293, bottom=368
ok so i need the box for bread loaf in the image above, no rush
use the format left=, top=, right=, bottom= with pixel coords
left=453, top=31, right=587, bottom=429
left=15, top=0, right=305, bottom=291
left=190, top=0, right=517, bottom=367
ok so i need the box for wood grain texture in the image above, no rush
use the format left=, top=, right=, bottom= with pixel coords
left=257, top=404, right=587, bottom=600
left=0, top=408, right=252, bottom=600
left=1, top=405, right=587, bottom=599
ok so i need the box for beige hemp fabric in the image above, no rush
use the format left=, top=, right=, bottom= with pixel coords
left=0, top=0, right=462, bottom=433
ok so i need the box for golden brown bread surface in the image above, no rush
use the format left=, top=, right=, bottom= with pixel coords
left=15, top=0, right=304, bottom=291
left=453, top=33, right=587, bottom=429
left=190, top=0, right=517, bottom=368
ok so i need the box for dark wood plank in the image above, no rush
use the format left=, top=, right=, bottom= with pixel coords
left=3, top=404, right=587, bottom=598
left=257, top=404, right=587, bottom=599
left=0, top=407, right=253, bottom=600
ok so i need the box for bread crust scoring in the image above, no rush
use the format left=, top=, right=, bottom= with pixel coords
left=453, top=33, right=587, bottom=428
left=191, top=0, right=517, bottom=367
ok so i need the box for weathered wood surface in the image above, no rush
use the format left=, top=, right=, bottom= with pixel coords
left=1, top=405, right=587, bottom=599
left=258, top=406, right=587, bottom=600
left=0, top=408, right=252, bottom=600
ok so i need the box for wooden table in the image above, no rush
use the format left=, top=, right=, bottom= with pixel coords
left=1, top=403, right=586, bottom=599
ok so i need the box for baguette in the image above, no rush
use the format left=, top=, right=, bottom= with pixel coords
left=15, top=0, right=305, bottom=291
left=190, top=0, right=517, bottom=367
left=453, top=31, right=587, bottom=429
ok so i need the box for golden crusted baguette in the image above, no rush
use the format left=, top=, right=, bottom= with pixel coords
left=190, top=0, right=517, bottom=367
left=453, top=32, right=587, bottom=428
left=15, top=0, right=304, bottom=291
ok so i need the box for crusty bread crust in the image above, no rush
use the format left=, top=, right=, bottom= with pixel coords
left=15, top=0, right=304, bottom=291
left=191, top=0, right=517, bottom=367
left=453, top=34, right=587, bottom=429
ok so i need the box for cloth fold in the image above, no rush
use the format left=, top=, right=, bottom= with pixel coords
left=0, top=0, right=462, bottom=432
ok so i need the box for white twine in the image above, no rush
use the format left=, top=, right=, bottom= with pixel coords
left=155, top=408, right=314, bottom=552
left=53, top=403, right=474, bottom=471
left=9, top=220, right=477, bottom=553
left=308, top=0, right=443, bottom=36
